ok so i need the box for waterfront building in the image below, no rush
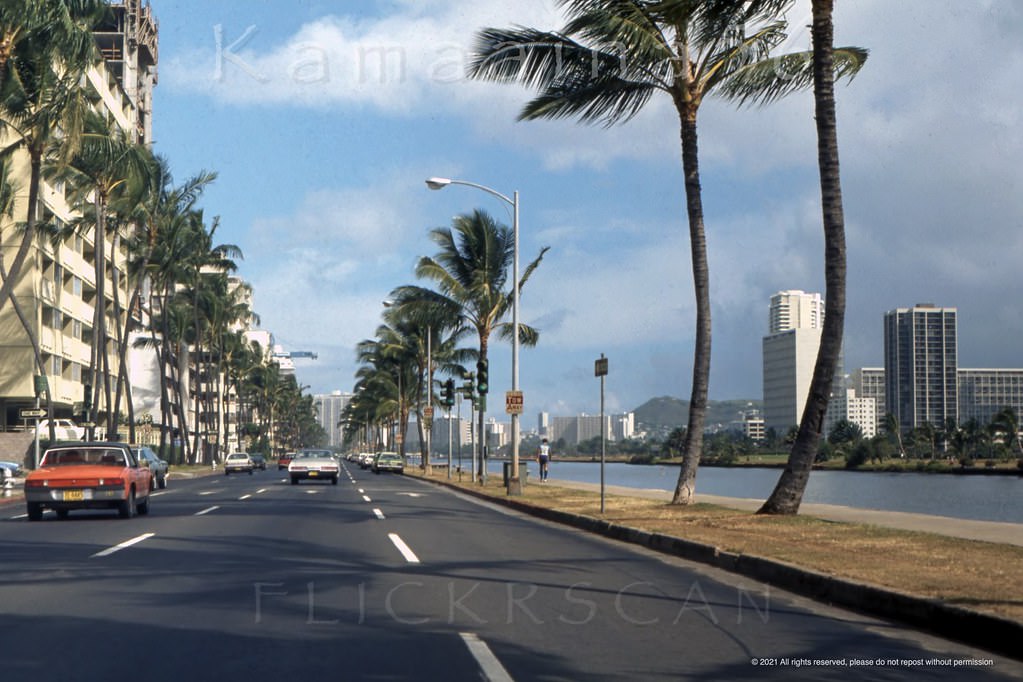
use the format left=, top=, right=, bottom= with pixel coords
left=824, top=388, right=877, bottom=439
left=957, top=369, right=1023, bottom=425
left=884, top=305, right=958, bottom=430
left=850, top=367, right=886, bottom=425
left=762, top=290, right=844, bottom=435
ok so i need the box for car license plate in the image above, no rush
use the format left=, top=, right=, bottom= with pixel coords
left=63, top=490, right=85, bottom=502
left=309, top=471, right=318, bottom=476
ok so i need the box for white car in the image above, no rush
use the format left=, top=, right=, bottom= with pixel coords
left=224, top=452, right=254, bottom=475
left=35, top=419, right=86, bottom=440
left=288, top=450, right=339, bottom=485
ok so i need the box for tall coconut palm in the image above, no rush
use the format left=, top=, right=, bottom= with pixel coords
left=49, top=109, right=154, bottom=438
left=117, top=159, right=217, bottom=442
left=759, top=0, right=866, bottom=514
left=390, top=210, right=547, bottom=479
left=470, top=0, right=866, bottom=504
left=382, top=295, right=471, bottom=471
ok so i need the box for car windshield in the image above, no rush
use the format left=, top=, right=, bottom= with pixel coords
left=42, top=449, right=126, bottom=466
left=228, top=454, right=248, bottom=460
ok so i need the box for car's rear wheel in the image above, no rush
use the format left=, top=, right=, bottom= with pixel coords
left=225, top=470, right=230, bottom=476
left=118, top=490, right=136, bottom=519
left=158, top=475, right=167, bottom=490
left=56, top=509, right=69, bottom=520
left=137, top=494, right=150, bottom=515
left=331, top=476, right=338, bottom=485
left=290, top=476, right=299, bottom=485
left=27, top=503, right=43, bottom=521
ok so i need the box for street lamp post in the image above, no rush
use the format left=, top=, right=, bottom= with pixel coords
left=426, top=177, right=522, bottom=495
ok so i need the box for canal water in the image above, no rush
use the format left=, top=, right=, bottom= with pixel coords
left=489, top=460, right=1023, bottom=524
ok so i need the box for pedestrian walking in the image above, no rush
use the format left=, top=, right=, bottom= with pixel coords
left=536, top=438, right=551, bottom=482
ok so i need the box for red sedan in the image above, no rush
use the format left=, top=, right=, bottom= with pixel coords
left=24, top=443, right=154, bottom=520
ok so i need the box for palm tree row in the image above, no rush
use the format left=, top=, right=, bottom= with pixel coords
left=0, top=1, right=320, bottom=463
left=343, top=210, right=547, bottom=477
left=468, top=0, right=866, bottom=512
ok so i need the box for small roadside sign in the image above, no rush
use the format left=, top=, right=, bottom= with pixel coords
left=595, top=356, right=608, bottom=377
left=19, top=407, right=46, bottom=419
left=423, top=406, right=434, bottom=419
left=505, top=390, right=524, bottom=415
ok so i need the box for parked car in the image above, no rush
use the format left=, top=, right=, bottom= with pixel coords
left=224, top=452, right=254, bottom=475
left=34, top=419, right=85, bottom=441
left=24, top=443, right=153, bottom=520
left=250, top=454, right=267, bottom=470
left=132, top=445, right=169, bottom=489
left=278, top=452, right=297, bottom=471
left=288, top=450, right=339, bottom=485
left=372, top=452, right=404, bottom=474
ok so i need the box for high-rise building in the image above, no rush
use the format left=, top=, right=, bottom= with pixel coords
left=762, top=329, right=824, bottom=433
left=957, top=369, right=1023, bottom=425
left=762, top=290, right=842, bottom=434
left=884, top=305, right=958, bottom=430
left=0, top=1, right=158, bottom=431
left=769, top=290, right=825, bottom=334
left=314, top=391, right=352, bottom=448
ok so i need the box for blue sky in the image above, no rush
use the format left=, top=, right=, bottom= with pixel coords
left=151, top=1, right=1023, bottom=419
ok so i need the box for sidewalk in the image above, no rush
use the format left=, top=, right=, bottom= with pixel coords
left=551, top=479, right=1023, bottom=547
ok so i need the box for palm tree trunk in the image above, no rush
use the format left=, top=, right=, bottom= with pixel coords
left=759, top=0, right=847, bottom=515
left=671, top=105, right=712, bottom=505
left=0, top=151, right=42, bottom=316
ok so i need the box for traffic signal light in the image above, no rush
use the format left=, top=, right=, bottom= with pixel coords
left=443, top=379, right=455, bottom=407
left=476, top=359, right=489, bottom=394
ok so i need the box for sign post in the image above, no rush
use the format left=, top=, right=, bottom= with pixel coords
left=595, top=355, right=608, bottom=514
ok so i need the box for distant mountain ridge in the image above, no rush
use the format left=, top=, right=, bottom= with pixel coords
left=633, top=396, right=762, bottom=434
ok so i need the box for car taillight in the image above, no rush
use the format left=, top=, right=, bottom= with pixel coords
left=291, top=466, right=306, bottom=471
left=99, top=478, right=123, bottom=486
left=25, top=479, right=46, bottom=488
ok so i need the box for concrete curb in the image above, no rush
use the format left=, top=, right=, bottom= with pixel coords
left=425, top=476, right=1023, bottom=662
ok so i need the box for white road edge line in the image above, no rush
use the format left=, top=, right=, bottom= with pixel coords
left=362, top=495, right=372, bottom=502
left=373, top=508, right=385, bottom=520
left=91, top=532, right=155, bottom=558
left=195, top=505, right=220, bottom=516
left=387, top=533, right=420, bottom=564
left=459, top=632, right=515, bottom=682
left=239, top=494, right=252, bottom=500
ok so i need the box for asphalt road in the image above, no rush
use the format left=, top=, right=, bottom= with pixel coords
left=1, top=464, right=1020, bottom=681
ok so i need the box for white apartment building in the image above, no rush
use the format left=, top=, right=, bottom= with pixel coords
left=762, top=290, right=843, bottom=435
left=0, top=1, right=158, bottom=432
left=769, top=290, right=825, bottom=334
left=824, top=388, right=877, bottom=439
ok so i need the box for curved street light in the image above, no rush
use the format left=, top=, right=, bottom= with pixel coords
left=426, top=177, right=523, bottom=495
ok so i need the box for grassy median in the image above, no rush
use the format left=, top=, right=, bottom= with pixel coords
left=408, top=468, right=1023, bottom=624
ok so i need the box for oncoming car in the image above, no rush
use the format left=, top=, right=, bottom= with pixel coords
left=288, top=450, right=339, bottom=485
left=24, top=443, right=153, bottom=520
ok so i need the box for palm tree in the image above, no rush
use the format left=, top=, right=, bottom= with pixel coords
left=0, top=0, right=105, bottom=316
left=469, top=0, right=866, bottom=504
left=390, top=210, right=547, bottom=479
left=990, top=407, right=1022, bottom=457
left=117, top=159, right=217, bottom=442
left=759, top=0, right=867, bottom=514
left=49, top=109, right=154, bottom=438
